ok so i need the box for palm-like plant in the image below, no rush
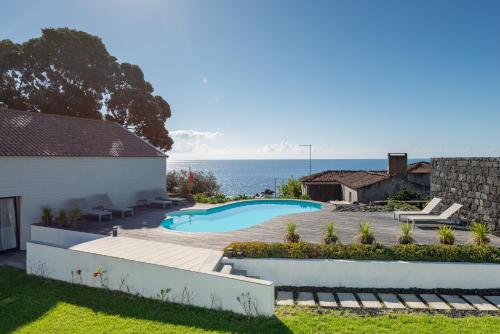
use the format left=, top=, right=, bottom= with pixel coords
left=438, top=226, right=455, bottom=245
left=398, top=223, right=414, bottom=244
left=469, top=222, right=490, bottom=246
left=284, top=222, right=300, bottom=243
left=41, top=207, right=53, bottom=226
left=56, top=209, right=68, bottom=227
left=356, top=223, right=375, bottom=244
left=323, top=222, right=339, bottom=244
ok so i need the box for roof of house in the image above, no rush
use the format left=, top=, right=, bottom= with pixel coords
left=0, top=108, right=165, bottom=157
left=407, top=161, right=431, bottom=174
left=300, top=170, right=391, bottom=189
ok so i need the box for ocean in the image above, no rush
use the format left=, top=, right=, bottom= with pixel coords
left=168, top=159, right=429, bottom=196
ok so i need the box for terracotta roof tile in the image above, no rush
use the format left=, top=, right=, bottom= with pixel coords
left=301, top=170, right=391, bottom=189
left=407, top=161, right=431, bottom=174
left=0, top=108, right=165, bottom=157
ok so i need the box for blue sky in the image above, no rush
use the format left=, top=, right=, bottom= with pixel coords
left=2, top=0, right=500, bottom=159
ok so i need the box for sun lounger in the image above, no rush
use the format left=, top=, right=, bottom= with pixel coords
left=69, top=198, right=112, bottom=223
left=152, top=189, right=188, bottom=205
left=90, top=194, right=133, bottom=218
left=394, top=198, right=442, bottom=221
left=404, top=203, right=463, bottom=228
left=136, top=190, right=172, bottom=209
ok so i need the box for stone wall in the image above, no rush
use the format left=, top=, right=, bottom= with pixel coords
left=431, top=158, right=500, bottom=230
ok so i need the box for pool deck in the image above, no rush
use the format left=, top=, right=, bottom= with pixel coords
left=55, top=201, right=500, bottom=250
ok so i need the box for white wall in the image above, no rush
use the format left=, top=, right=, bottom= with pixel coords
left=31, top=225, right=105, bottom=248
left=341, top=184, right=357, bottom=202
left=224, top=257, right=500, bottom=289
left=26, top=242, right=275, bottom=316
left=0, top=156, right=166, bottom=249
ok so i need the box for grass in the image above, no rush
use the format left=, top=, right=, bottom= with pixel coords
left=1, top=266, right=499, bottom=334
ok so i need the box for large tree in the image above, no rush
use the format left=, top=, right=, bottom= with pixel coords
left=0, top=28, right=173, bottom=151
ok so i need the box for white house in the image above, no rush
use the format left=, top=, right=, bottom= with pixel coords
left=0, top=108, right=167, bottom=251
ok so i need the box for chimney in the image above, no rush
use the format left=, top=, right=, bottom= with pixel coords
left=388, top=153, right=407, bottom=178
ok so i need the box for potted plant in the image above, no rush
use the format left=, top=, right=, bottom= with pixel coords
left=323, top=222, right=339, bottom=244
left=41, top=207, right=53, bottom=226
left=469, top=222, right=490, bottom=246
left=69, top=207, right=81, bottom=227
left=356, top=223, right=375, bottom=244
left=438, top=226, right=455, bottom=245
left=56, top=209, right=68, bottom=227
left=284, top=222, right=300, bottom=243
left=398, top=223, right=414, bottom=244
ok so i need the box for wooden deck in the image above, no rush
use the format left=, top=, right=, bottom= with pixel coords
left=63, top=202, right=500, bottom=250
left=70, top=236, right=222, bottom=272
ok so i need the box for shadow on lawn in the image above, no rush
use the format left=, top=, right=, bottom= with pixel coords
left=0, top=266, right=291, bottom=334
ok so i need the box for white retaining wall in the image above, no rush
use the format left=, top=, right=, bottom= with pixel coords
left=30, top=225, right=105, bottom=248
left=26, top=242, right=275, bottom=316
left=0, top=156, right=166, bottom=249
left=224, top=257, right=500, bottom=289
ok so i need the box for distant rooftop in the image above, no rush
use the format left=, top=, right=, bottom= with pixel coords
left=0, top=108, right=165, bottom=158
left=407, top=161, right=432, bottom=174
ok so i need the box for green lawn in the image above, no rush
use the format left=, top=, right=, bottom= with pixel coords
left=1, top=266, right=499, bottom=334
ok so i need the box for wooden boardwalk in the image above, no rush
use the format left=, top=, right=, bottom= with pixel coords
left=70, top=236, right=223, bottom=272
left=61, top=202, right=500, bottom=250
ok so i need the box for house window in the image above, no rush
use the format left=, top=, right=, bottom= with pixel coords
left=0, top=197, right=19, bottom=251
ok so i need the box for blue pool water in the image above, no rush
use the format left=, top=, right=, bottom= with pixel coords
left=162, top=199, right=322, bottom=232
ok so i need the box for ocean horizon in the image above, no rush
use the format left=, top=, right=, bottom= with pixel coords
left=168, top=158, right=430, bottom=196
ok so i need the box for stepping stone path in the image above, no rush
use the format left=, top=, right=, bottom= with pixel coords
left=378, top=293, right=405, bottom=309
left=357, top=293, right=383, bottom=309
left=420, top=294, right=451, bottom=310
left=440, top=295, right=475, bottom=311
left=276, top=291, right=294, bottom=306
left=297, top=292, right=316, bottom=306
left=462, top=295, right=499, bottom=311
left=275, top=289, right=499, bottom=312
left=337, top=293, right=360, bottom=308
left=485, top=296, right=500, bottom=308
left=399, top=294, right=428, bottom=309
left=317, top=292, right=337, bottom=308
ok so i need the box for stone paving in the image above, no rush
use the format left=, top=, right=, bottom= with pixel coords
left=275, top=290, right=500, bottom=312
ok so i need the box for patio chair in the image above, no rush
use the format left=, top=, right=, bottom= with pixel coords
left=90, top=194, right=134, bottom=218
left=394, top=198, right=442, bottom=221
left=404, top=203, right=463, bottom=228
left=136, top=190, right=172, bottom=209
left=69, top=198, right=112, bottom=223
left=152, top=188, right=188, bottom=205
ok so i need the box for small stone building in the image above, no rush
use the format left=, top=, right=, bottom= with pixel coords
left=431, top=157, right=499, bottom=230
left=301, top=153, right=430, bottom=203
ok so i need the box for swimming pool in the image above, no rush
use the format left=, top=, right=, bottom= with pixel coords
left=162, top=199, right=322, bottom=232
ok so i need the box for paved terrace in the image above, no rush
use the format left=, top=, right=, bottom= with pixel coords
left=59, top=202, right=500, bottom=250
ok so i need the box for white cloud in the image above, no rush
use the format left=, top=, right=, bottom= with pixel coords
left=171, top=130, right=222, bottom=140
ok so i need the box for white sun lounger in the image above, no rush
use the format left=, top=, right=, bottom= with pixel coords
left=152, top=189, right=188, bottom=205
left=137, top=190, right=172, bottom=209
left=404, top=203, right=463, bottom=228
left=69, top=198, right=112, bottom=223
left=394, top=198, right=442, bottom=221
left=90, top=194, right=134, bottom=218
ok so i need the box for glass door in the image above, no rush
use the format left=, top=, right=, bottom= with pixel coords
left=0, top=197, right=18, bottom=251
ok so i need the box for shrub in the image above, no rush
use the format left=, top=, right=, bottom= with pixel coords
left=388, top=187, right=421, bottom=201
left=56, top=209, right=68, bottom=227
left=323, top=223, right=338, bottom=245
left=398, top=223, right=414, bottom=244
left=470, top=222, right=490, bottom=246
left=167, top=169, right=220, bottom=196
left=356, top=223, right=375, bottom=244
left=232, top=194, right=252, bottom=201
left=223, top=242, right=500, bottom=263
left=69, top=208, right=81, bottom=225
left=386, top=200, right=420, bottom=211
left=284, top=222, right=300, bottom=243
left=438, top=226, right=455, bottom=245
left=41, top=207, right=53, bottom=225
left=279, top=176, right=303, bottom=199
left=192, top=193, right=229, bottom=204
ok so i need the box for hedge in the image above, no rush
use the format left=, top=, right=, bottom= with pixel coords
left=224, top=242, right=500, bottom=263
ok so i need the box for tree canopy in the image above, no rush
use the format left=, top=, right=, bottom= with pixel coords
left=0, top=28, right=173, bottom=150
